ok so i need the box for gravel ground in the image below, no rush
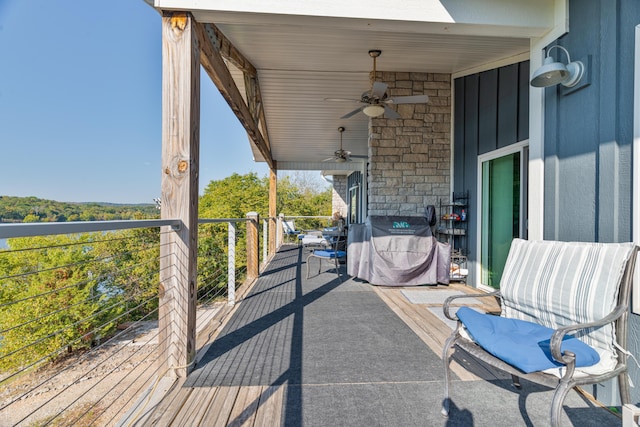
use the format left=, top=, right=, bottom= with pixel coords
left=0, top=321, right=162, bottom=427
left=1, top=302, right=226, bottom=427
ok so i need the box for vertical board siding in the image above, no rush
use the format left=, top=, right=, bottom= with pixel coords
left=347, top=171, right=363, bottom=223
left=543, top=0, right=627, bottom=243
left=462, top=74, right=480, bottom=263
left=497, top=64, right=519, bottom=149
left=453, top=78, right=466, bottom=191
left=517, top=62, right=531, bottom=141
left=618, top=0, right=640, bottom=409
left=478, top=69, right=498, bottom=155
left=453, top=60, right=530, bottom=283
left=541, top=0, right=639, bottom=406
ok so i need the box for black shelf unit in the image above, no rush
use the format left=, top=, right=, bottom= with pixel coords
left=437, top=191, right=469, bottom=282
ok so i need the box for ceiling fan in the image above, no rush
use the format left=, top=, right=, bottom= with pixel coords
left=325, top=50, right=429, bottom=119
left=323, top=127, right=367, bottom=163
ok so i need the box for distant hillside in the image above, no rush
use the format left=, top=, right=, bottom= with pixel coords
left=0, top=196, right=159, bottom=223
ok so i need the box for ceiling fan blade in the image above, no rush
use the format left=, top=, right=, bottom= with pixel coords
left=385, top=94, right=429, bottom=105
left=325, top=97, right=361, bottom=102
left=383, top=105, right=401, bottom=119
left=350, top=154, right=368, bottom=159
left=322, top=157, right=335, bottom=162
left=340, top=107, right=363, bottom=119
left=371, top=81, right=388, bottom=99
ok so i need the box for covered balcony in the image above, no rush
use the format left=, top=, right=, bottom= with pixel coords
left=2, top=0, right=639, bottom=425
left=0, top=219, right=621, bottom=425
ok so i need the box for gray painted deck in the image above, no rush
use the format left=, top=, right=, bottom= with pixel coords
left=133, top=244, right=621, bottom=426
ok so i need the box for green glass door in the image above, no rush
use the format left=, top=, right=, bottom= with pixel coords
left=481, top=152, right=521, bottom=288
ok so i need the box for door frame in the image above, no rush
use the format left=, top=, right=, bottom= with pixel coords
left=632, top=24, right=640, bottom=314
left=476, top=140, right=529, bottom=291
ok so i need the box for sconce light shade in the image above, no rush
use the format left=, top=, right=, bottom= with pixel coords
left=362, top=104, right=385, bottom=117
left=530, top=45, right=584, bottom=88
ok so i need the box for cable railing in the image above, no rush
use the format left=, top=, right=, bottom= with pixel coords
left=0, top=216, right=265, bottom=426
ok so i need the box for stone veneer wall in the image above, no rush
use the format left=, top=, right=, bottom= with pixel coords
left=331, top=175, right=347, bottom=217
left=368, top=71, right=451, bottom=216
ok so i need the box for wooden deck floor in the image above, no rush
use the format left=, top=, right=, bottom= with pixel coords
left=120, top=245, right=619, bottom=427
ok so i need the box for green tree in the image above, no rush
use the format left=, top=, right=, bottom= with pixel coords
left=0, top=234, right=105, bottom=370
left=196, top=172, right=331, bottom=301
left=0, top=173, right=331, bottom=371
left=277, top=174, right=332, bottom=230
left=0, top=229, right=160, bottom=371
left=198, top=173, right=269, bottom=300
left=0, top=195, right=159, bottom=223
left=102, top=227, right=160, bottom=317
left=22, top=213, right=40, bottom=223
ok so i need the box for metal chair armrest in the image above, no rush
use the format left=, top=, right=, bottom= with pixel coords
left=443, top=290, right=501, bottom=320
left=549, top=304, right=627, bottom=365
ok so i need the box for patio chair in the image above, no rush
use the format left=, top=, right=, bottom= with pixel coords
left=441, top=238, right=638, bottom=426
left=306, top=225, right=347, bottom=281
left=299, top=233, right=328, bottom=247
left=282, top=220, right=301, bottom=243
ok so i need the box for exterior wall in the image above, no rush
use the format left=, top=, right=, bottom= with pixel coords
left=331, top=175, right=347, bottom=218
left=368, top=72, right=451, bottom=217
left=452, top=61, right=530, bottom=285
left=541, top=0, right=640, bottom=406
left=347, top=171, right=365, bottom=224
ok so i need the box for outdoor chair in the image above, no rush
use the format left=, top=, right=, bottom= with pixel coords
left=282, top=220, right=301, bottom=243
left=441, top=238, right=638, bottom=427
left=306, top=225, right=347, bottom=281
left=299, top=233, right=328, bottom=247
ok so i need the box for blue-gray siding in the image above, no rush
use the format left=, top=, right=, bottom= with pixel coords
left=347, top=171, right=364, bottom=224
left=453, top=61, right=530, bottom=284
left=542, top=0, right=639, bottom=406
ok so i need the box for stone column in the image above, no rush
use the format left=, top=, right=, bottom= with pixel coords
left=368, top=71, right=451, bottom=216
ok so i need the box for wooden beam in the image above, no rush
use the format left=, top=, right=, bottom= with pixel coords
left=201, top=23, right=256, bottom=76
left=195, top=22, right=275, bottom=170
left=202, top=23, right=273, bottom=154
left=244, top=73, right=259, bottom=126
left=159, top=11, right=199, bottom=378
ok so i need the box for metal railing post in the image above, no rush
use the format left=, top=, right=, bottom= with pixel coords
left=227, top=221, right=236, bottom=306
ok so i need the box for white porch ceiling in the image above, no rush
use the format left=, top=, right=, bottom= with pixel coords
left=153, top=1, right=556, bottom=173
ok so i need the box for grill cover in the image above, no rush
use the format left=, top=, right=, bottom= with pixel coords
left=347, top=216, right=450, bottom=286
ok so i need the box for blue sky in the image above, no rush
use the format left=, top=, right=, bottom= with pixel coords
left=0, top=0, right=272, bottom=204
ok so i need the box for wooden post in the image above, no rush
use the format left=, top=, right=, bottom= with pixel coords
left=268, top=169, right=277, bottom=256
left=277, top=213, right=284, bottom=247
left=263, top=218, right=268, bottom=263
left=159, top=11, right=199, bottom=379
left=246, top=212, right=260, bottom=281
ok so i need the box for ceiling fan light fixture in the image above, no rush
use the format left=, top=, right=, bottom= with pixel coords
left=362, top=104, right=385, bottom=117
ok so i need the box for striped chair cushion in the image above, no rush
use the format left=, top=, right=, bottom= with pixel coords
left=500, top=239, right=636, bottom=361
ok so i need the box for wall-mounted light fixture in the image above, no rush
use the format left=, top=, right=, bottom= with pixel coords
left=530, top=45, right=585, bottom=88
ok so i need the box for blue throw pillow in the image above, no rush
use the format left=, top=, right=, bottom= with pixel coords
left=456, top=307, right=600, bottom=374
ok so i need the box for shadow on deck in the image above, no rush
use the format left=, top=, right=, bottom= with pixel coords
left=123, top=245, right=621, bottom=426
